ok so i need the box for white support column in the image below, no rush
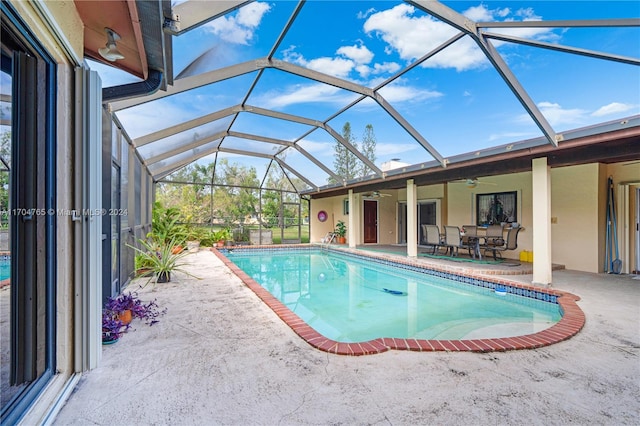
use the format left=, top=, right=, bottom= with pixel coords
left=532, top=157, right=553, bottom=286
left=407, top=179, right=418, bottom=257
left=348, top=189, right=359, bottom=248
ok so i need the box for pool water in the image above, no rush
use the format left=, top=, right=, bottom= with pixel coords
left=0, top=258, right=10, bottom=281
left=226, top=250, right=561, bottom=342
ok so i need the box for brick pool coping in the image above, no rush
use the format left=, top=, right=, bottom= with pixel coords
left=212, top=246, right=585, bottom=355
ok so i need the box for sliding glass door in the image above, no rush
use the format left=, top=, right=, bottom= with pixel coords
left=397, top=201, right=438, bottom=244
left=1, top=4, right=56, bottom=423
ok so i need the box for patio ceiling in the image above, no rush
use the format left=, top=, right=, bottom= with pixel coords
left=99, top=0, right=640, bottom=195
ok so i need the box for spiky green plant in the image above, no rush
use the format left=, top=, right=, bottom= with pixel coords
left=127, top=237, right=200, bottom=286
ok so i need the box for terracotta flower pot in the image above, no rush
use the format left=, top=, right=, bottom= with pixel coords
left=118, top=309, right=132, bottom=325
left=172, top=245, right=183, bottom=254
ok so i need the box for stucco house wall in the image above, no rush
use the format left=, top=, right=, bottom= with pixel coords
left=551, top=164, right=600, bottom=272
left=310, top=161, right=638, bottom=274
left=447, top=172, right=532, bottom=261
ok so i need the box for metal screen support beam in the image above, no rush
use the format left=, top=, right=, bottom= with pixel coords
left=108, top=60, right=263, bottom=112
left=373, top=92, right=445, bottom=165
left=482, top=31, right=640, bottom=66
left=134, top=106, right=237, bottom=147
left=409, top=0, right=559, bottom=146
left=166, top=0, right=253, bottom=35
left=293, top=144, right=342, bottom=183
left=145, top=132, right=227, bottom=165
left=274, top=158, right=318, bottom=191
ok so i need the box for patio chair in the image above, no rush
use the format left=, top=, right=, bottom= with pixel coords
left=420, top=224, right=442, bottom=254
left=484, top=226, right=521, bottom=260
left=483, top=224, right=505, bottom=247
left=442, top=226, right=470, bottom=257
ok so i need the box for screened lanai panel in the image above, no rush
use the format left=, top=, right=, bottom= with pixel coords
left=503, top=44, right=639, bottom=133
left=230, top=112, right=315, bottom=142
left=325, top=100, right=437, bottom=171
left=246, top=67, right=364, bottom=121
left=171, top=1, right=298, bottom=79
left=136, top=118, right=232, bottom=161
left=148, top=144, right=218, bottom=176
left=161, top=153, right=217, bottom=183
left=272, top=1, right=402, bottom=84
left=378, top=42, right=547, bottom=158
left=445, top=0, right=639, bottom=24
left=274, top=147, right=330, bottom=190
left=211, top=151, right=267, bottom=188
left=114, top=72, right=258, bottom=139
left=262, top=160, right=298, bottom=193
left=220, top=135, right=285, bottom=156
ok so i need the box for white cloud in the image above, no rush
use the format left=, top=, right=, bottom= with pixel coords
left=282, top=40, right=400, bottom=81
left=364, top=4, right=486, bottom=71
left=516, top=101, right=588, bottom=127
left=283, top=47, right=355, bottom=78
left=363, top=3, right=559, bottom=71
left=337, top=44, right=374, bottom=65
left=357, top=8, right=377, bottom=20
left=204, top=2, right=271, bottom=45
left=306, top=57, right=355, bottom=79
left=592, top=102, right=635, bottom=117
left=538, top=101, right=588, bottom=126
left=377, top=81, right=443, bottom=103
left=236, top=2, right=270, bottom=27
left=297, top=138, right=333, bottom=154
left=372, top=62, right=401, bottom=75
left=257, top=83, right=359, bottom=109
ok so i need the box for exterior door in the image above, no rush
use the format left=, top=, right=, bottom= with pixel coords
left=399, top=201, right=437, bottom=244
left=363, top=199, right=378, bottom=243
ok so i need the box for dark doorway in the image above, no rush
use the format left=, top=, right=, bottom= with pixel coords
left=363, top=200, right=378, bottom=243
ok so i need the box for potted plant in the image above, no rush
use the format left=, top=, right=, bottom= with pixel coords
left=212, top=228, right=232, bottom=247
left=335, top=220, right=347, bottom=244
left=102, top=292, right=166, bottom=344
left=134, top=253, right=155, bottom=277
left=128, top=237, right=200, bottom=285
left=102, top=310, right=128, bottom=344
left=147, top=202, right=187, bottom=247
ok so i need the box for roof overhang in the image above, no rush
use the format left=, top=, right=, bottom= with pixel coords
left=76, top=0, right=172, bottom=88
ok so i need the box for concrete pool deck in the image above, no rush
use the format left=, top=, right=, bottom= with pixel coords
left=54, top=249, right=639, bottom=425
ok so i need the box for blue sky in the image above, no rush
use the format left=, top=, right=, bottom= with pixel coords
left=91, top=1, right=640, bottom=188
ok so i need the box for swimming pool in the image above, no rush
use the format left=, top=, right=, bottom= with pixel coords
left=215, top=246, right=585, bottom=355
left=0, top=257, right=10, bottom=281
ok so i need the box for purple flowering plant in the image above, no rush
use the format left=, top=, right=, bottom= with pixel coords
left=102, top=310, right=129, bottom=342
left=102, top=291, right=167, bottom=342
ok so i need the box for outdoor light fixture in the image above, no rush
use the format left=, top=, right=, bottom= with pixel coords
left=98, top=27, right=125, bottom=62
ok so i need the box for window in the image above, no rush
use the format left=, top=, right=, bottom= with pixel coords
left=476, top=191, right=517, bottom=226
left=1, top=4, right=57, bottom=423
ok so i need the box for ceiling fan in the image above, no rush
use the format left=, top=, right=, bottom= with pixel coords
left=362, top=190, right=392, bottom=198
left=450, top=178, right=497, bottom=188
